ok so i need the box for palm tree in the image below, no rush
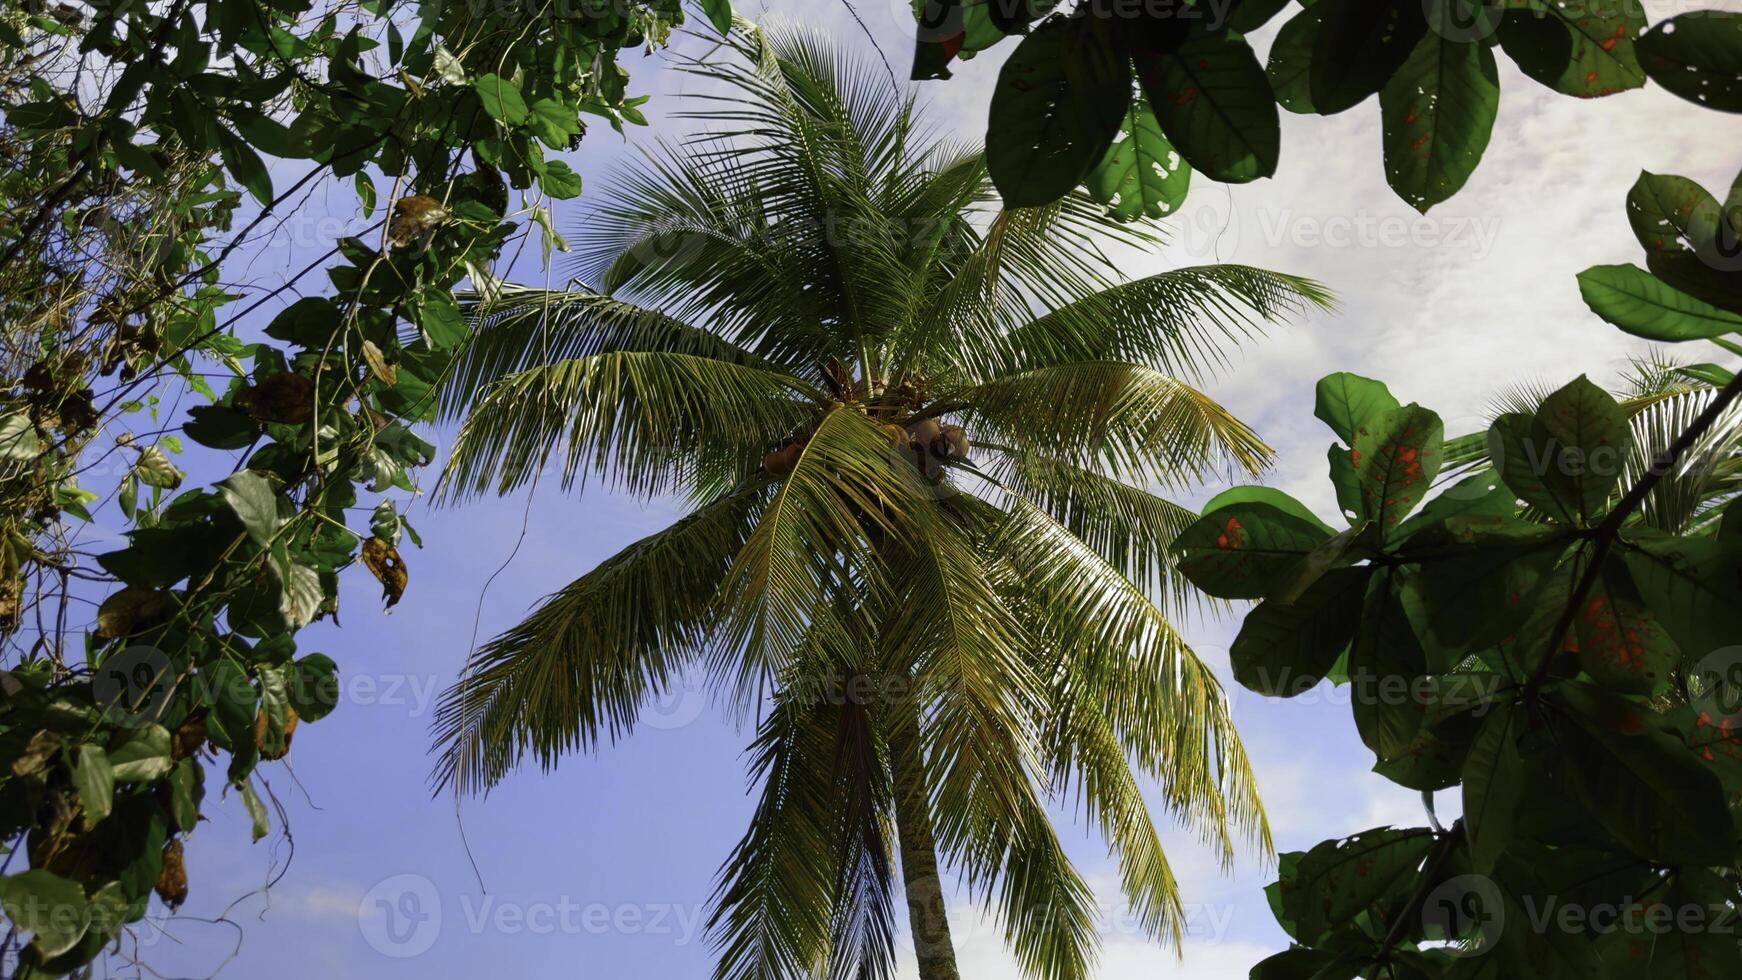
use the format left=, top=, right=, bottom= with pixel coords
left=429, top=22, right=1329, bottom=980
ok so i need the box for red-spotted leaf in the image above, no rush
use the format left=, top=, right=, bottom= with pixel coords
left=1172, top=502, right=1334, bottom=600
left=1574, top=563, right=1677, bottom=695
left=1351, top=404, right=1445, bottom=534
left=1497, top=0, right=1647, bottom=99
left=1279, top=826, right=1439, bottom=946
left=1380, top=33, right=1499, bottom=212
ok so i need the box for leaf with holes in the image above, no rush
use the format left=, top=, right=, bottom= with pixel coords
left=1084, top=99, right=1191, bottom=221
left=1498, top=0, right=1646, bottom=99
left=1134, top=21, right=1279, bottom=182
left=1638, top=11, right=1742, bottom=113
left=1381, top=34, right=1499, bottom=212
left=987, top=15, right=1132, bottom=207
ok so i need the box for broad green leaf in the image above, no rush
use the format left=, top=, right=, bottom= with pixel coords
left=1229, top=566, right=1369, bottom=696
left=169, top=758, right=202, bottom=832
left=1281, top=826, right=1438, bottom=946
left=1627, top=170, right=1718, bottom=259
left=1266, top=4, right=1323, bottom=114
left=1638, top=11, right=1742, bottom=113
left=1489, top=412, right=1577, bottom=525
left=73, top=745, right=114, bottom=829
left=1310, top=0, right=1428, bottom=115
left=1393, top=469, right=1517, bottom=543
left=257, top=666, right=293, bottom=758
left=987, top=16, right=1131, bottom=208
left=1172, top=502, right=1334, bottom=600
left=1620, top=530, right=1742, bottom=657
left=1326, top=444, right=1364, bottom=523
left=1314, top=372, right=1399, bottom=445
left=540, top=160, right=584, bottom=200
left=1381, top=34, right=1499, bottom=212
left=1578, top=263, right=1742, bottom=341
left=1135, top=22, right=1279, bottom=182
left=1462, top=700, right=1523, bottom=874
left=1351, top=403, right=1444, bottom=534
left=473, top=74, right=530, bottom=125
left=528, top=98, right=581, bottom=149
left=1594, top=868, right=1742, bottom=978
left=218, top=470, right=289, bottom=547
left=1533, top=375, right=1632, bottom=524
left=0, top=871, right=89, bottom=959
left=289, top=654, right=341, bottom=722
left=418, top=288, right=467, bottom=349
left=1249, top=948, right=1362, bottom=980
left=1084, top=99, right=1191, bottom=221
left=1556, top=682, right=1736, bottom=866
left=1229, top=0, right=1295, bottom=34
left=108, top=725, right=173, bottom=783
left=1349, top=575, right=1432, bottom=758
left=1202, top=485, right=1338, bottom=535
left=215, top=124, right=273, bottom=205
left=1575, top=561, right=1677, bottom=695
left=700, top=0, right=734, bottom=34
left=201, top=659, right=258, bottom=750
left=1498, top=0, right=1647, bottom=99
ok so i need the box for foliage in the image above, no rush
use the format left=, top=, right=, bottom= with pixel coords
left=429, top=22, right=1331, bottom=980
left=1170, top=180, right=1742, bottom=976
left=0, top=0, right=688, bottom=972
left=907, top=1, right=1742, bottom=212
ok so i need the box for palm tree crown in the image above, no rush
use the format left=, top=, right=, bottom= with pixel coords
left=430, top=21, right=1330, bottom=980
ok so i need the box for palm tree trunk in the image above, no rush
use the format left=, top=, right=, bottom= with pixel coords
left=889, top=713, right=961, bottom=980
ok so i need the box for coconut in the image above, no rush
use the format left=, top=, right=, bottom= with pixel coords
left=941, top=425, right=970, bottom=458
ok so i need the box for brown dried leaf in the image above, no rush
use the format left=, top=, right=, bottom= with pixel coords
left=360, top=340, right=397, bottom=386
left=361, top=536, right=408, bottom=608
left=155, top=838, right=188, bottom=909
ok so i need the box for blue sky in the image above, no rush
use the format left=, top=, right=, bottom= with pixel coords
left=92, top=2, right=1742, bottom=977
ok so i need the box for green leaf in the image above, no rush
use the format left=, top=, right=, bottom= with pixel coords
left=1266, top=4, right=1323, bottom=114
left=1490, top=412, right=1577, bottom=525
left=218, top=470, right=289, bottom=546
left=1229, top=566, right=1369, bottom=697
left=1250, top=948, right=1361, bottom=980
left=528, top=98, right=582, bottom=149
left=1083, top=99, right=1190, bottom=221
left=0, top=412, right=41, bottom=461
left=700, top=0, right=734, bottom=34
left=214, top=124, right=273, bottom=205
left=1172, top=502, right=1335, bottom=600
left=1281, top=826, right=1438, bottom=946
left=1556, top=682, right=1736, bottom=866
left=1310, top=0, right=1428, bottom=115
left=201, top=659, right=258, bottom=750
left=1462, top=700, right=1523, bottom=874
left=257, top=666, right=292, bottom=758
left=473, top=73, right=530, bottom=125
left=240, top=777, right=270, bottom=841
left=1620, top=531, right=1742, bottom=658
left=1202, top=485, right=1338, bottom=535
left=1638, top=11, right=1742, bottom=113
left=539, top=159, right=584, bottom=200
left=1351, top=403, right=1444, bottom=534
left=0, top=871, right=89, bottom=960
left=288, top=654, right=340, bottom=722
left=1533, top=375, right=1632, bottom=525
left=1381, top=34, right=1499, bottom=212
left=987, top=16, right=1132, bottom=208
left=1349, top=574, right=1433, bottom=758
left=169, top=758, right=202, bottom=833
left=1627, top=170, right=1718, bottom=259
left=1314, top=372, right=1399, bottom=445
left=108, top=725, right=173, bottom=783
left=417, top=289, right=467, bottom=349
left=1498, top=0, right=1647, bottom=99
left=1575, top=561, right=1677, bottom=695
left=1577, top=263, right=1742, bottom=341
left=72, top=745, right=114, bottom=830
left=1135, top=22, right=1279, bottom=182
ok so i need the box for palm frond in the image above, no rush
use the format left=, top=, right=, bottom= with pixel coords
left=435, top=351, right=817, bottom=503
left=441, top=286, right=773, bottom=420
left=961, top=362, right=1273, bottom=486
left=429, top=481, right=769, bottom=794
